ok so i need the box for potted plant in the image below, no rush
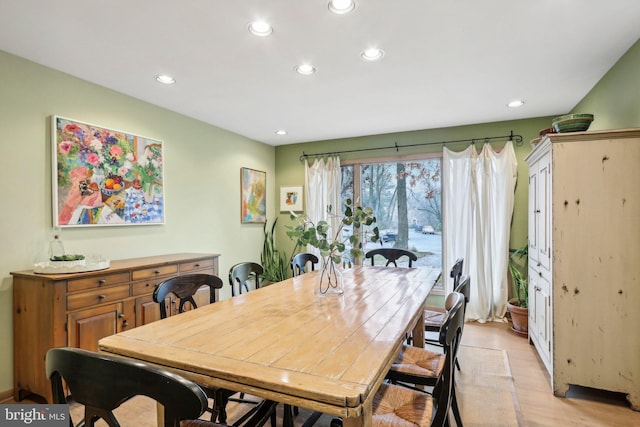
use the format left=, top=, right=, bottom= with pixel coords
left=506, top=244, right=528, bottom=336
left=260, top=218, right=288, bottom=285
left=286, top=199, right=380, bottom=295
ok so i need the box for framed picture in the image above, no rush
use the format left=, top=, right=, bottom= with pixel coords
left=52, top=116, right=164, bottom=227
left=280, top=186, right=303, bottom=212
left=240, top=167, right=267, bottom=223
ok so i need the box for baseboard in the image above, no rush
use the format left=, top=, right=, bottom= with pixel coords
left=0, top=388, right=14, bottom=403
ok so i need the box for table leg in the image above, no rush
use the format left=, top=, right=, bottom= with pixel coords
left=411, top=310, right=425, bottom=348
left=342, top=400, right=372, bottom=427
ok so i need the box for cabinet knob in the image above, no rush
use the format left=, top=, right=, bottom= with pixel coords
left=98, top=279, right=106, bottom=285
left=122, top=320, right=129, bottom=328
left=98, top=294, right=106, bottom=300
left=194, top=263, right=200, bottom=267
left=154, top=270, right=160, bottom=275
left=538, top=271, right=542, bottom=277
left=536, top=209, right=541, bottom=213
left=118, top=313, right=125, bottom=318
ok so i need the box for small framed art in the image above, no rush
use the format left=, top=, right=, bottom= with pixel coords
left=280, top=186, right=303, bottom=212
left=240, top=167, right=267, bottom=223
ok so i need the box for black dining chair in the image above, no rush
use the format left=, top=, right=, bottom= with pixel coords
left=45, top=347, right=276, bottom=427
left=229, top=262, right=264, bottom=296
left=331, top=292, right=466, bottom=427
left=153, top=274, right=276, bottom=426
left=364, top=248, right=418, bottom=267
left=290, top=252, right=319, bottom=277
left=153, top=273, right=223, bottom=318
left=425, top=258, right=464, bottom=340
left=152, top=274, right=223, bottom=421
left=386, top=283, right=469, bottom=427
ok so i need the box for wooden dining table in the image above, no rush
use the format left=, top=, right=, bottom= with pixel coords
left=98, top=265, right=440, bottom=426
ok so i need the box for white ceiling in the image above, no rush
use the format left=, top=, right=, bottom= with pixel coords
left=1, top=1, right=639, bottom=145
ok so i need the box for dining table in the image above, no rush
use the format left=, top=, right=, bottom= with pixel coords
left=98, top=265, right=440, bottom=426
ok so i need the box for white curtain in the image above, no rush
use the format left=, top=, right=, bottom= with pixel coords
left=442, top=142, right=517, bottom=322
left=304, top=157, right=342, bottom=261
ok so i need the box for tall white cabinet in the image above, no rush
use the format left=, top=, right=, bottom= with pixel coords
left=526, top=146, right=552, bottom=373
left=525, top=129, right=640, bottom=410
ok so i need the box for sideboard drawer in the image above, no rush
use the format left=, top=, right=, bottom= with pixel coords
left=180, top=257, right=215, bottom=273
left=67, top=285, right=131, bottom=311
left=132, top=279, right=164, bottom=296
left=67, top=272, right=131, bottom=293
left=131, top=264, right=178, bottom=281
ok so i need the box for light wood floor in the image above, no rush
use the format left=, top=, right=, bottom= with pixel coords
left=6, top=321, right=639, bottom=426
left=463, top=321, right=640, bottom=427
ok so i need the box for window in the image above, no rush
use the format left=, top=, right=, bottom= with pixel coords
left=341, top=155, right=443, bottom=276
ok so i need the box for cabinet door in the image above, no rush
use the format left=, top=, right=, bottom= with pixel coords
left=531, top=272, right=551, bottom=371
left=135, top=293, right=165, bottom=325
left=528, top=166, right=539, bottom=265
left=537, top=151, right=552, bottom=272
left=528, top=267, right=539, bottom=340
left=68, top=302, right=131, bottom=352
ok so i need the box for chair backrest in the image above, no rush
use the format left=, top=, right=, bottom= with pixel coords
left=453, top=274, right=470, bottom=332
left=431, top=292, right=465, bottom=427
left=365, top=248, right=418, bottom=267
left=46, top=347, right=212, bottom=427
left=153, top=274, right=224, bottom=319
left=454, top=274, right=470, bottom=305
left=291, top=252, right=319, bottom=277
left=449, top=258, right=464, bottom=288
left=228, top=262, right=264, bottom=296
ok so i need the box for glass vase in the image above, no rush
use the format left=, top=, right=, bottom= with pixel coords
left=316, top=261, right=344, bottom=296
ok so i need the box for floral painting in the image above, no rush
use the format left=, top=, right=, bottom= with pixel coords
left=53, top=116, right=164, bottom=227
left=241, top=167, right=266, bottom=223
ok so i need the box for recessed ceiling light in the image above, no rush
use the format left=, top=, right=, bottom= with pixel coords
left=329, top=0, right=356, bottom=14
left=248, top=21, right=273, bottom=37
left=361, top=47, right=384, bottom=61
left=275, top=130, right=287, bottom=136
left=507, top=100, right=525, bottom=108
left=155, top=74, right=175, bottom=85
left=295, top=64, right=316, bottom=75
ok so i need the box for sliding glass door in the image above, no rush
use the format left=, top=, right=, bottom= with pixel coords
left=341, top=155, right=442, bottom=271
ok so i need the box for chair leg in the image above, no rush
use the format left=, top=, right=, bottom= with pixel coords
left=208, top=405, right=219, bottom=423
left=300, top=411, right=323, bottom=427
left=214, top=389, right=229, bottom=424
left=283, top=404, right=294, bottom=427
left=451, top=386, right=464, bottom=427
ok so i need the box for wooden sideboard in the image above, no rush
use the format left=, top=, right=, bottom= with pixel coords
left=11, top=253, right=219, bottom=402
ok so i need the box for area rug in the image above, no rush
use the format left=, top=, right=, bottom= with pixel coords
left=68, top=345, right=522, bottom=426
left=455, top=344, right=523, bottom=427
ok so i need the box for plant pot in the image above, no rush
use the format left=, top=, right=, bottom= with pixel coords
left=507, top=299, right=528, bottom=337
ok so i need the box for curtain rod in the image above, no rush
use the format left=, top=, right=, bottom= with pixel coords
left=299, top=130, right=523, bottom=162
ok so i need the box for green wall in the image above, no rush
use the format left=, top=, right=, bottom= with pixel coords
left=571, top=38, right=640, bottom=129
left=0, top=50, right=276, bottom=394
